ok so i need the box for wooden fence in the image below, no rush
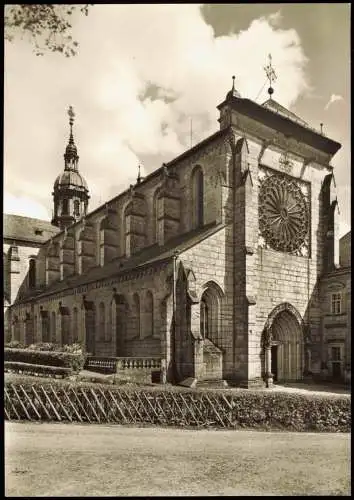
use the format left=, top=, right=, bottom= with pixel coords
left=4, top=383, right=235, bottom=427
left=4, top=382, right=351, bottom=431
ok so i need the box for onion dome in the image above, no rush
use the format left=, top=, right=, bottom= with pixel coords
left=54, top=170, right=88, bottom=191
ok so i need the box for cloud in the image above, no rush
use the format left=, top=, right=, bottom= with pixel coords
left=4, top=5, right=309, bottom=217
left=4, top=193, right=51, bottom=221
left=324, top=94, right=344, bottom=110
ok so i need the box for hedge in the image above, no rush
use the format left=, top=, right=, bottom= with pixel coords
left=4, top=348, right=86, bottom=373
left=5, top=361, right=72, bottom=378
left=5, top=341, right=83, bottom=353
left=4, top=379, right=351, bottom=432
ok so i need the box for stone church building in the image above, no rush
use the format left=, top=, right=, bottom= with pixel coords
left=5, top=77, right=350, bottom=386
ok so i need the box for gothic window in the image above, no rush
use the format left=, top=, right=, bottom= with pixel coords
left=28, top=258, right=36, bottom=288
left=331, top=293, right=341, bottom=314
left=200, top=298, right=209, bottom=338
left=51, top=311, right=56, bottom=343
left=62, top=199, right=69, bottom=215
left=331, top=346, right=341, bottom=361
left=132, top=293, right=141, bottom=338
left=192, top=166, right=204, bottom=229
left=107, top=301, right=113, bottom=341
left=200, top=283, right=223, bottom=344
left=259, top=173, right=309, bottom=254
left=74, top=200, right=80, bottom=216
left=99, top=302, right=105, bottom=340
left=72, top=307, right=79, bottom=343
left=145, top=291, right=154, bottom=337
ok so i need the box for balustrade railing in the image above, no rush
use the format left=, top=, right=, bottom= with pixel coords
left=85, top=356, right=162, bottom=373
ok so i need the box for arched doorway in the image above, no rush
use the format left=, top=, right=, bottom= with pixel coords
left=263, top=303, right=304, bottom=383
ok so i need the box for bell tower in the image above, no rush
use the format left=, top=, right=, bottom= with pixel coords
left=52, top=106, right=90, bottom=230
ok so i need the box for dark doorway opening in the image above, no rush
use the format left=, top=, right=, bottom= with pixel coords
left=271, top=345, right=278, bottom=382
left=332, top=362, right=342, bottom=381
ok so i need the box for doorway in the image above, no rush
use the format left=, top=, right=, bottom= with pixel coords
left=271, top=345, right=278, bottom=382
left=269, top=309, right=303, bottom=381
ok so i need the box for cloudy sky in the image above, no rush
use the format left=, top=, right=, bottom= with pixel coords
left=4, top=3, right=350, bottom=237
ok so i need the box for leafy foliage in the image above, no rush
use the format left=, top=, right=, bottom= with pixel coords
left=5, top=361, right=72, bottom=378
left=4, top=375, right=351, bottom=432
left=5, top=347, right=86, bottom=372
left=5, top=4, right=93, bottom=57
left=5, top=342, right=83, bottom=354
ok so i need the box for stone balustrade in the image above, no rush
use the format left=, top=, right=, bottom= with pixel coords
left=85, top=356, right=162, bottom=375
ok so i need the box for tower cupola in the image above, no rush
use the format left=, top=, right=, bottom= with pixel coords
left=52, top=107, right=90, bottom=230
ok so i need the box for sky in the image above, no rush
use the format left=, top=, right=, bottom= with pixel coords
left=4, top=3, right=350, bottom=237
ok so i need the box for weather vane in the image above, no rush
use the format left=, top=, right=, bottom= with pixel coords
left=68, top=105, right=75, bottom=128
left=264, top=54, right=277, bottom=98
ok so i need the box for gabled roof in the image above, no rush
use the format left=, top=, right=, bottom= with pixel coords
left=4, top=214, right=60, bottom=245
left=15, top=221, right=225, bottom=303
left=261, top=98, right=309, bottom=128
left=217, top=95, right=341, bottom=156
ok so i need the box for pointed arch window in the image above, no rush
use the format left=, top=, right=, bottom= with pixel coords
left=99, top=302, right=105, bottom=340
left=72, top=307, right=79, bottom=343
left=200, top=297, right=209, bottom=338
left=145, top=291, right=154, bottom=337
left=51, top=311, right=56, bottom=343
left=192, top=166, right=204, bottom=229
left=132, top=293, right=141, bottom=338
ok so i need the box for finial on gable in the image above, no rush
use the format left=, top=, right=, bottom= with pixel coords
left=136, top=164, right=144, bottom=184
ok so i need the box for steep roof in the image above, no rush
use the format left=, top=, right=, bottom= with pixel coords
left=261, top=98, right=309, bottom=128
left=3, top=214, right=60, bottom=245
left=217, top=95, right=341, bottom=156
left=15, top=221, right=225, bottom=303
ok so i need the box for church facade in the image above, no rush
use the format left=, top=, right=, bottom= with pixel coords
left=7, top=78, right=349, bottom=387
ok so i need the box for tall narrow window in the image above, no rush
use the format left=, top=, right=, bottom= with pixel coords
left=74, top=200, right=80, bottom=216
left=62, top=199, right=69, bottom=215
left=51, top=311, right=56, bottom=343
left=99, top=302, right=105, bottom=340
left=200, top=298, right=208, bottom=338
left=192, top=166, right=204, bottom=229
left=132, top=293, right=140, bottom=338
left=28, top=258, right=36, bottom=288
left=145, top=291, right=154, bottom=337
left=72, top=307, right=79, bottom=343
left=331, top=293, right=341, bottom=314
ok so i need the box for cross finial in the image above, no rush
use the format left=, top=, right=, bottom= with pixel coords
left=264, top=54, right=277, bottom=98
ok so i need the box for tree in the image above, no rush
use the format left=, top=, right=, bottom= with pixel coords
left=4, top=4, right=93, bottom=57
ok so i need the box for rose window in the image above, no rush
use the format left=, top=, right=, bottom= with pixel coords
left=259, top=175, right=309, bottom=253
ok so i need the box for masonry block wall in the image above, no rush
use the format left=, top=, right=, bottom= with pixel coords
left=4, top=242, right=41, bottom=305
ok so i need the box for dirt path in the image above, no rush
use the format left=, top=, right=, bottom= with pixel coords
left=5, top=422, right=350, bottom=496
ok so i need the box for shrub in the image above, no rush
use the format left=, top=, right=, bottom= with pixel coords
left=5, top=340, right=26, bottom=349
left=5, top=361, right=72, bottom=378
left=4, top=348, right=86, bottom=373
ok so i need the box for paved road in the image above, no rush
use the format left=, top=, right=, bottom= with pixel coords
left=5, top=422, right=350, bottom=496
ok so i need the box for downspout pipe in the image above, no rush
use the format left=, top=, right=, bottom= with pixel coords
left=172, top=250, right=179, bottom=383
